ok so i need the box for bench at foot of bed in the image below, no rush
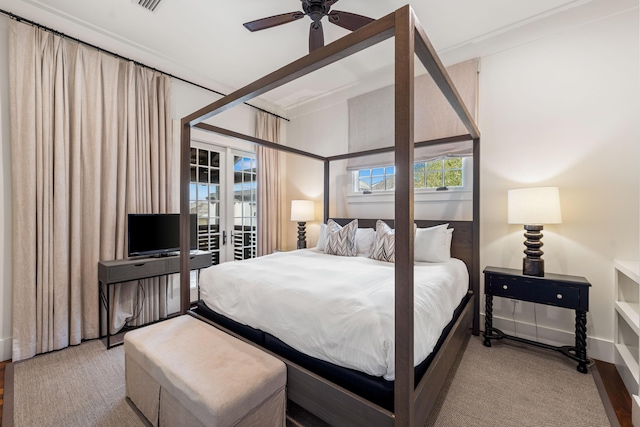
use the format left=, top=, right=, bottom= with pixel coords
left=124, top=315, right=287, bottom=427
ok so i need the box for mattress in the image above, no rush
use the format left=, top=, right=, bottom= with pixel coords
left=199, top=249, right=469, bottom=381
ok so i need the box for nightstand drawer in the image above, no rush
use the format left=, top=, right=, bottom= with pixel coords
left=487, top=275, right=581, bottom=309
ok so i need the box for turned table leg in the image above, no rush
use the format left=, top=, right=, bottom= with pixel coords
left=484, top=294, right=493, bottom=347
left=575, top=310, right=588, bottom=373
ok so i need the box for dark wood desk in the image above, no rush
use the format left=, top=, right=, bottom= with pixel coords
left=483, top=266, right=591, bottom=373
left=98, top=250, right=212, bottom=348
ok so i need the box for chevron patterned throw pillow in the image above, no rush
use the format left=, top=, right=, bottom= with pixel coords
left=370, top=220, right=396, bottom=262
left=325, top=219, right=358, bottom=256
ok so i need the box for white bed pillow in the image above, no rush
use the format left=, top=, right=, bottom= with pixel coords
left=316, top=223, right=327, bottom=251
left=356, top=228, right=375, bottom=256
left=414, top=223, right=452, bottom=263
left=325, top=219, right=358, bottom=257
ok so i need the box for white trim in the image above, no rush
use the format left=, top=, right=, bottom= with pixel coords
left=347, top=189, right=472, bottom=204
left=0, top=336, right=11, bottom=362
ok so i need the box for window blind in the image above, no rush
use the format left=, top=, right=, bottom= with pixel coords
left=346, top=58, right=478, bottom=171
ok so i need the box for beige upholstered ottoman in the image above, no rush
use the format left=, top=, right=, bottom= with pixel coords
left=124, top=315, right=287, bottom=427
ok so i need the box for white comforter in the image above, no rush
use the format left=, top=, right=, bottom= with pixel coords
left=199, top=249, right=468, bottom=380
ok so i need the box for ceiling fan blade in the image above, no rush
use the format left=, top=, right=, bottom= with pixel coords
left=325, top=0, right=339, bottom=6
left=328, top=10, right=374, bottom=31
left=309, top=21, right=325, bottom=53
left=243, top=11, right=304, bottom=32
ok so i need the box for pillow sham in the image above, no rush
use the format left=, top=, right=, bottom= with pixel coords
left=356, top=228, right=375, bottom=256
left=315, top=223, right=327, bottom=251
left=369, top=220, right=396, bottom=262
left=446, top=227, right=454, bottom=255
left=325, top=219, right=358, bottom=257
left=414, top=223, right=451, bottom=263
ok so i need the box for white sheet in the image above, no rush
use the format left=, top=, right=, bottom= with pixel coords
left=199, top=249, right=468, bottom=380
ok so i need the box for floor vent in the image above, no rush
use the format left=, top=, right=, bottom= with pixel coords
left=132, top=0, right=162, bottom=12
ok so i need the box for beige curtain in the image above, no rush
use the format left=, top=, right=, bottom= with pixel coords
left=256, top=112, right=281, bottom=256
left=8, top=20, right=174, bottom=361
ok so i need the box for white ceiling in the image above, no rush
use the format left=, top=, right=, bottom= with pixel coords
left=3, top=0, right=635, bottom=115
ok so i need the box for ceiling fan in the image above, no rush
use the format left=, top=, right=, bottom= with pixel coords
left=243, top=0, right=375, bottom=53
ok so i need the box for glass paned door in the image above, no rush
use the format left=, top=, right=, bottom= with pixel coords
left=190, top=147, right=223, bottom=265
left=189, top=145, right=257, bottom=266
left=233, top=156, right=257, bottom=260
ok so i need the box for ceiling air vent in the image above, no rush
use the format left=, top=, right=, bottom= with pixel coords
left=132, top=0, right=162, bottom=12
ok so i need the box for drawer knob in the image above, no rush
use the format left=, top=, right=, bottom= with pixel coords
left=502, top=285, right=508, bottom=290
left=556, top=294, right=563, bottom=300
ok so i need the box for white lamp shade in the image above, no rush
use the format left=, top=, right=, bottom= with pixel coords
left=508, top=187, right=562, bottom=225
left=291, top=200, right=314, bottom=222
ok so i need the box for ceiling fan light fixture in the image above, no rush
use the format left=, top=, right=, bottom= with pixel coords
left=131, top=0, right=162, bottom=12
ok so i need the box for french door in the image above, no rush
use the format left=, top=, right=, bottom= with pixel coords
left=189, top=143, right=257, bottom=298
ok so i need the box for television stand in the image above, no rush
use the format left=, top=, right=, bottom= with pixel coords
left=98, top=250, right=212, bottom=348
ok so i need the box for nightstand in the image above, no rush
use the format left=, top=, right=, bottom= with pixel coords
left=483, top=266, right=591, bottom=373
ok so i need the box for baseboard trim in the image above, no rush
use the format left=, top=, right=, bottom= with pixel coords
left=0, top=337, right=11, bottom=362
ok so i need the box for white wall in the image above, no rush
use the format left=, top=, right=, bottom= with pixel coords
left=480, top=9, right=639, bottom=361
left=284, top=102, right=348, bottom=250
left=285, top=9, right=640, bottom=362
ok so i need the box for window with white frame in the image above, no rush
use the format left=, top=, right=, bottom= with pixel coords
left=353, top=157, right=464, bottom=193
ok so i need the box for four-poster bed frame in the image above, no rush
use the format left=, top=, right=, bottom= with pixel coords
left=179, top=5, right=480, bottom=426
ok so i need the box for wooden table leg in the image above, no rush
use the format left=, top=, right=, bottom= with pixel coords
left=575, top=310, right=588, bottom=373
left=484, top=294, right=493, bottom=347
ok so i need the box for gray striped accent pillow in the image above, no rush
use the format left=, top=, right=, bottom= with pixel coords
left=325, top=219, right=358, bottom=257
left=370, top=220, right=396, bottom=262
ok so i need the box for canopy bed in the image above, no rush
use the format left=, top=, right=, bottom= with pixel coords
left=178, top=5, right=480, bottom=427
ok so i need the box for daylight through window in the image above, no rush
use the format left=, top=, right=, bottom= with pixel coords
left=355, top=157, right=464, bottom=193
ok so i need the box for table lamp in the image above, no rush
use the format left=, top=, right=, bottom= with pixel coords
left=508, top=187, right=562, bottom=277
left=291, top=200, right=314, bottom=249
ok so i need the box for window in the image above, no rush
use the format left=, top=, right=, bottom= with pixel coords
left=354, top=157, right=464, bottom=193
left=415, top=158, right=463, bottom=190
left=357, top=167, right=396, bottom=191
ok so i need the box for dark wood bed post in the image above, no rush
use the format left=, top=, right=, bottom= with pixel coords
left=179, top=122, right=191, bottom=314
left=394, top=6, right=415, bottom=426
left=472, top=137, right=481, bottom=335
left=323, top=160, right=330, bottom=223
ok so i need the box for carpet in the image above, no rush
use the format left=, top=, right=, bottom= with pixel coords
left=9, top=335, right=611, bottom=426
left=424, top=336, right=611, bottom=427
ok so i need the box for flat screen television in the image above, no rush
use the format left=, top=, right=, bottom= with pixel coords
left=127, top=213, right=197, bottom=258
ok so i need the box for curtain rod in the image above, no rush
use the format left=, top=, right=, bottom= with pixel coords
left=0, top=8, right=290, bottom=123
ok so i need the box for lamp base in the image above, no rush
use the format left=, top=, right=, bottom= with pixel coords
left=297, top=222, right=307, bottom=249
left=522, top=224, right=545, bottom=277
left=523, top=258, right=544, bottom=277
